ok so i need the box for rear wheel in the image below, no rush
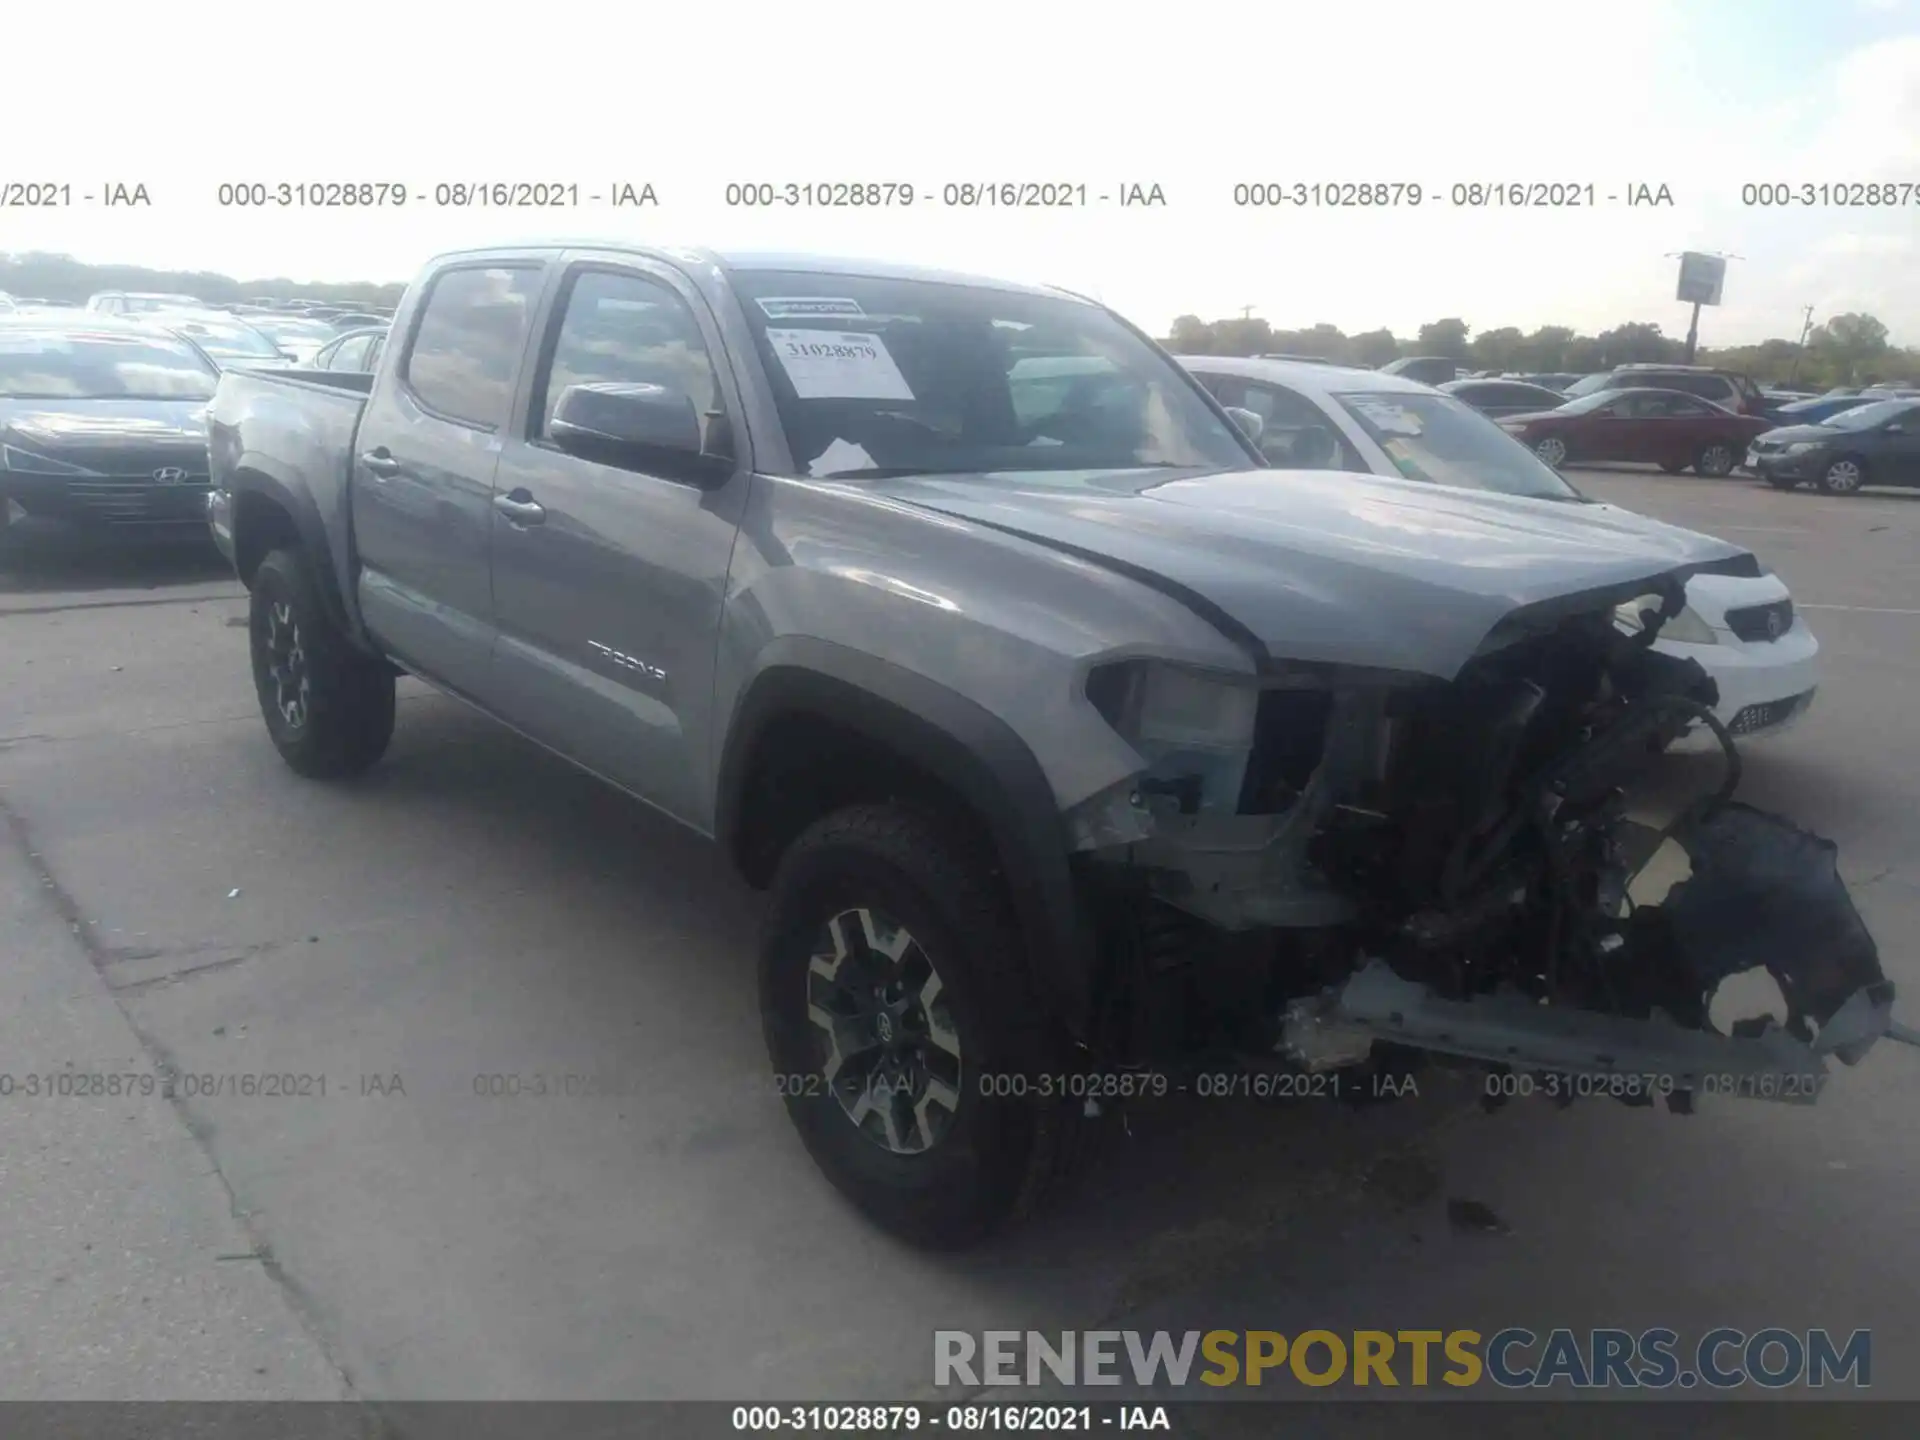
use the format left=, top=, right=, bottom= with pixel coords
left=1533, top=436, right=1568, bottom=468
left=1818, top=456, right=1868, bottom=495
left=760, top=802, right=1080, bottom=1248
left=248, top=547, right=396, bottom=778
left=1694, top=442, right=1737, bottom=478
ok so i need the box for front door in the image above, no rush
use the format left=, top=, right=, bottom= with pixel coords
left=487, top=259, right=748, bottom=828
left=1874, top=404, right=1920, bottom=484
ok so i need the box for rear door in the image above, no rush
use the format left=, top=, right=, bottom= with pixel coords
left=1630, top=391, right=1714, bottom=466
left=1576, top=392, right=1645, bottom=462
left=351, top=259, right=549, bottom=697
left=486, top=254, right=750, bottom=827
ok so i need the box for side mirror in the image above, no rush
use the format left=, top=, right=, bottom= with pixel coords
left=549, top=382, right=729, bottom=481
left=1223, top=406, right=1265, bottom=443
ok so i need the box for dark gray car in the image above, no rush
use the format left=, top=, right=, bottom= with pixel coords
left=0, top=316, right=218, bottom=530
left=203, top=243, right=1907, bottom=1248
left=1745, top=398, right=1920, bottom=494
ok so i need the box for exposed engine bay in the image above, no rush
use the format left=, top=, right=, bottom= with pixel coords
left=1069, top=574, right=1912, bottom=1107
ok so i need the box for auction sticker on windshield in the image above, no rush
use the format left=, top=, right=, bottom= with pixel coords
left=764, top=327, right=914, bottom=400
left=1349, top=399, right=1425, bottom=436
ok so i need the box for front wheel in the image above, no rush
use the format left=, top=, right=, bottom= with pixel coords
left=759, top=803, right=1080, bottom=1248
left=1694, top=442, right=1737, bottom=478
left=248, top=547, right=396, bottom=778
left=1818, top=457, right=1868, bottom=495
left=1533, top=436, right=1568, bottom=468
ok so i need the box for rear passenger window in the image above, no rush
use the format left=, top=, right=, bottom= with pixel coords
left=403, top=265, right=543, bottom=428
left=534, top=268, right=718, bottom=438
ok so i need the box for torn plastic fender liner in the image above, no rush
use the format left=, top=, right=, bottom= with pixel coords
left=1637, top=802, right=1891, bottom=1057
left=1315, top=804, right=1914, bottom=1099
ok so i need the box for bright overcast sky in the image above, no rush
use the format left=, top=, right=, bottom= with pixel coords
left=8, top=0, right=1920, bottom=344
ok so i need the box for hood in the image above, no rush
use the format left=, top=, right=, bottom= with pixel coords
left=870, top=467, right=1752, bottom=680
left=0, top=398, right=211, bottom=471
left=1756, top=423, right=1841, bottom=445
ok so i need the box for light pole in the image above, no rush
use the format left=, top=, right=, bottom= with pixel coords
left=1787, top=305, right=1815, bottom=385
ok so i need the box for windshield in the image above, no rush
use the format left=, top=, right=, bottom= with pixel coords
left=0, top=330, right=218, bottom=399
left=1823, top=399, right=1915, bottom=430
left=1332, top=390, right=1579, bottom=500
left=730, top=270, right=1253, bottom=478
left=154, top=316, right=280, bottom=359
left=1563, top=373, right=1617, bottom=398
left=1543, top=389, right=1632, bottom=415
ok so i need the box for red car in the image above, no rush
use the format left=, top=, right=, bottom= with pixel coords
left=1498, top=387, right=1773, bottom=476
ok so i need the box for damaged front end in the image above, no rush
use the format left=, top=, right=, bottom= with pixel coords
left=1069, top=574, right=1910, bottom=1108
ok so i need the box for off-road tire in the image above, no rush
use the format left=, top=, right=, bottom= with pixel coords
left=248, top=547, right=395, bottom=779
left=760, top=802, right=1083, bottom=1248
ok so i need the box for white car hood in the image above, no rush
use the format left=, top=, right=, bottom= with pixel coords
left=1585, top=502, right=1791, bottom=624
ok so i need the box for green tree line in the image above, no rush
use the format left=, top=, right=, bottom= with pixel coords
left=1168, top=311, right=1918, bottom=388
left=0, top=252, right=405, bottom=310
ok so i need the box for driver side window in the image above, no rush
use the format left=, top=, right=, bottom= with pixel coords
left=535, top=268, right=718, bottom=441
left=1235, top=381, right=1361, bottom=470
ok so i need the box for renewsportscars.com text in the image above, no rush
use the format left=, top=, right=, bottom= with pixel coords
left=934, top=1328, right=1871, bottom=1390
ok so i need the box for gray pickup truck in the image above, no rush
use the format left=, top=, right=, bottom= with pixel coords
left=206, top=243, right=1906, bottom=1248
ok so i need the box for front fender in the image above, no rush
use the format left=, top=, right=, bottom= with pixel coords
left=715, top=642, right=1096, bottom=1038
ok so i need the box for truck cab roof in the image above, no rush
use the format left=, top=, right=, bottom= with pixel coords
left=421, top=242, right=1083, bottom=302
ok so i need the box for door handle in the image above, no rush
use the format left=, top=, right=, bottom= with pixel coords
left=360, top=449, right=400, bottom=478
left=493, top=490, right=547, bottom=526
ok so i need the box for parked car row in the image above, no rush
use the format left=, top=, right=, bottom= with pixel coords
left=1433, top=370, right=1920, bottom=497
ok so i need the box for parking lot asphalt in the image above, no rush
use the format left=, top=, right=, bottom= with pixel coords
left=0, top=467, right=1916, bottom=1415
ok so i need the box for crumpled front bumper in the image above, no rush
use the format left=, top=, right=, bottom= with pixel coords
left=1289, top=803, right=1912, bottom=1104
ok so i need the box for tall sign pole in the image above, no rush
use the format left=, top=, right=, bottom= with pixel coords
left=1673, top=252, right=1729, bottom=362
